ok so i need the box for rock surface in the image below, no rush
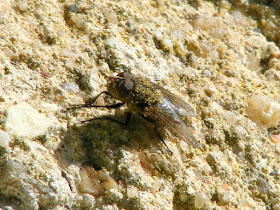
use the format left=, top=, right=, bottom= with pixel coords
left=1, top=0, right=280, bottom=209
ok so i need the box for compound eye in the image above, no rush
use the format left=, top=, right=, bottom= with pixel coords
left=116, top=72, right=132, bottom=80
left=115, top=72, right=133, bottom=99
left=122, top=79, right=133, bottom=91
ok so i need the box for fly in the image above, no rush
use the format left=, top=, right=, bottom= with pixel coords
left=68, top=72, right=199, bottom=155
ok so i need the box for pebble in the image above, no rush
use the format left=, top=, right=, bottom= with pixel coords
left=61, top=48, right=76, bottom=58
left=4, top=102, right=52, bottom=138
left=208, top=49, right=219, bottom=62
left=60, top=82, right=80, bottom=94
left=101, top=176, right=118, bottom=191
left=218, top=189, right=232, bottom=205
left=107, top=188, right=123, bottom=201
left=271, top=134, right=280, bottom=143
left=97, top=170, right=110, bottom=181
left=79, top=167, right=105, bottom=196
left=82, top=194, right=96, bottom=208
left=79, top=167, right=118, bottom=196
left=234, top=125, right=247, bottom=138
left=64, top=59, right=75, bottom=68
left=0, top=129, right=11, bottom=149
left=127, top=186, right=138, bottom=198
left=174, top=41, right=187, bottom=57
left=17, top=0, right=28, bottom=12
left=39, top=102, right=58, bottom=113
left=256, top=177, right=269, bottom=195
left=0, top=10, right=6, bottom=24
left=3, top=48, right=13, bottom=59
left=223, top=70, right=233, bottom=77
left=203, top=70, right=211, bottom=77
left=153, top=31, right=173, bottom=52
left=246, top=95, right=280, bottom=128
left=194, top=193, right=209, bottom=208
left=103, top=8, right=118, bottom=24
left=204, top=85, right=216, bottom=96
left=160, top=38, right=173, bottom=52
left=70, top=13, right=86, bottom=29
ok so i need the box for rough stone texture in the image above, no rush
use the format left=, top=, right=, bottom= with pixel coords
left=1, top=0, right=280, bottom=209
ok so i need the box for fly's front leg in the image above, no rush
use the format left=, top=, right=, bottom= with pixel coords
left=68, top=91, right=125, bottom=110
left=67, top=90, right=127, bottom=124
left=81, top=112, right=132, bottom=126
left=67, top=91, right=111, bottom=110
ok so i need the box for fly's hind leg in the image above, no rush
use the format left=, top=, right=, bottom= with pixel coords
left=141, top=115, right=173, bottom=156
left=154, top=128, right=174, bottom=156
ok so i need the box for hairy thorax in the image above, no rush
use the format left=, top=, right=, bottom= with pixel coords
left=129, top=77, right=163, bottom=106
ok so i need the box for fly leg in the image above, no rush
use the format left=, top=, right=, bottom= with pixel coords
left=155, top=128, right=173, bottom=156
left=141, top=114, right=173, bottom=155
left=67, top=91, right=124, bottom=110
left=67, top=91, right=130, bottom=125
left=81, top=112, right=132, bottom=126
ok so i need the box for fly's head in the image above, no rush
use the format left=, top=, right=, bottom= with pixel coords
left=107, top=72, right=134, bottom=101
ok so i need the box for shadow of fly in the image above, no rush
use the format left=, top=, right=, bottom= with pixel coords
left=68, top=72, right=199, bottom=155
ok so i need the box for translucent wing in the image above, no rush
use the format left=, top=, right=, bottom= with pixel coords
left=152, top=83, right=196, bottom=117
left=144, top=97, right=199, bottom=148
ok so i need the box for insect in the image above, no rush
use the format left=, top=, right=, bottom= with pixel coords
left=68, top=72, right=199, bottom=155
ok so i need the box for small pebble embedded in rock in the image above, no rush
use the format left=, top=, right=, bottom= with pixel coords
left=4, top=102, right=52, bottom=138
left=246, top=95, right=280, bottom=128
left=194, top=192, right=209, bottom=208
left=0, top=129, right=11, bottom=149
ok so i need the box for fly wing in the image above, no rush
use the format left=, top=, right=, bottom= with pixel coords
left=152, top=83, right=196, bottom=117
left=144, top=98, right=199, bottom=148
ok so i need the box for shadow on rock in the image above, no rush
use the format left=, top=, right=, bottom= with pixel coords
left=55, top=114, right=162, bottom=172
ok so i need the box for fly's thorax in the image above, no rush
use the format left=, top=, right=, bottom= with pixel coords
left=130, top=77, right=163, bottom=106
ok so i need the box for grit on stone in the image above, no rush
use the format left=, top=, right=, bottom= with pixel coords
left=1, top=0, right=280, bottom=209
